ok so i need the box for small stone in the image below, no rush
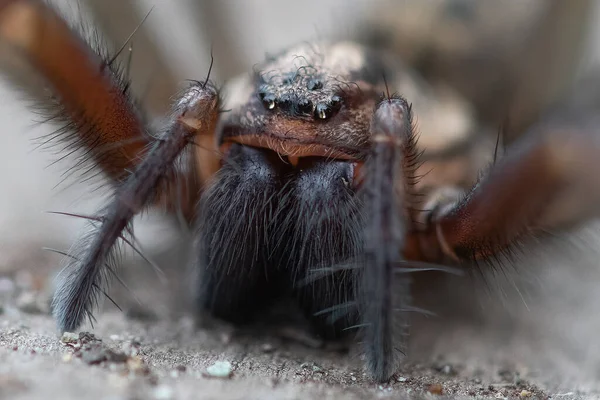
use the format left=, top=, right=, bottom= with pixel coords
left=520, top=390, right=532, bottom=397
left=153, top=384, right=174, bottom=400
left=175, top=365, right=186, bottom=372
left=397, top=376, right=407, bottom=382
left=61, top=332, right=79, bottom=344
left=62, top=353, right=72, bottom=362
left=351, top=376, right=357, bottom=381
left=206, top=361, right=232, bottom=378
left=78, top=332, right=100, bottom=344
left=428, top=383, right=444, bottom=395
left=109, top=334, right=121, bottom=341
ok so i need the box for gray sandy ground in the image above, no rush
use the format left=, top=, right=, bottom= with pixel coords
left=2, top=230, right=600, bottom=400
left=0, top=311, right=562, bottom=400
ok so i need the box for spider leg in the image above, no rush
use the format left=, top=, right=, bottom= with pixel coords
left=355, top=95, right=420, bottom=382
left=51, top=81, right=220, bottom=332
left=0, top=0, right=148, bottom=181
left=412, top=98, right=600, bottom=264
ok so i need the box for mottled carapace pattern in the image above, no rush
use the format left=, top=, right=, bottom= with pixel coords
left=218, top=41, right=483, bottom=177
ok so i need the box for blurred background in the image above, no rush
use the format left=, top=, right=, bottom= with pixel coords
left=1, top=0, right=600, bottom=393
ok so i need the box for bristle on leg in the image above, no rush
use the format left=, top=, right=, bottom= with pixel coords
left=51, top=81, right=220, bottom=332
left=357, top=94, right=419, bottom=382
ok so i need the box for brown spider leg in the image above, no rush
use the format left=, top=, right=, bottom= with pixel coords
left=411, top=116, right=600, bottom=263
left=51, top=81, right=220, bottom=332
left=0, top=0, right=149, bottom=181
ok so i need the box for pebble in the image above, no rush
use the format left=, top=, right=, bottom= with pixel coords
left=520, top=390, right=532, bottom=397
left=78, top=332, right=100, bottom=343
left=61, top=332, right=79, bottom=344
left=428, top=383, right=444, bottom=395
left=206, top=361, right=232, bottom=378
left=397, top=376, right=407, bottom=382
left=300, top=361, right=323, bottom=372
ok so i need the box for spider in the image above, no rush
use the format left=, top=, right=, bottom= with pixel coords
left=0, top=0, right=598, bottom=383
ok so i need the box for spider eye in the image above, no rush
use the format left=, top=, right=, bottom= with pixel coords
left=314, top=103, right=331, bottom=119
left=261, top=93, right=277, bottom=110
left=297, top=98, right=313, bottom=115
left=278, top=93, right=294, bottom=112
left=307, top=79, right=323, bottom=91
left=330, top=95, right=342, bottom=110
left=314, top=96, right=343, bottom=120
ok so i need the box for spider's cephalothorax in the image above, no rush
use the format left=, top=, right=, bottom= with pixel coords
left=4, top=0, right=600, bottom=384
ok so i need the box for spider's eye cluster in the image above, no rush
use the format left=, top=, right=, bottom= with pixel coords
left=258, top=88, right=343, bottom=121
